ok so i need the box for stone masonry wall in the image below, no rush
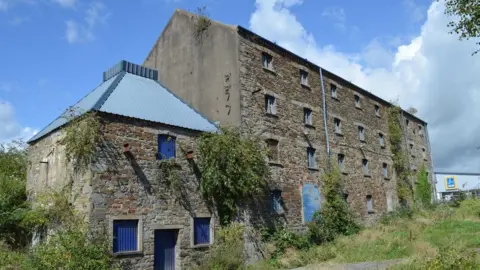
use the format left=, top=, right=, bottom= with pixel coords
left=237, top=31, right=431, bottom=227
left=88, top=113, right=214, bottom=270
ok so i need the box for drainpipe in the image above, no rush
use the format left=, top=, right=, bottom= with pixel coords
left=319, top=67, right=331, bottom=163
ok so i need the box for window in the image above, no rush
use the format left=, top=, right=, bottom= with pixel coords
left=193, top=217, right=211, bottom=245
left=362, top=159, right=369, bottom=175
left=379, top=133, right=385, bottom=147
left=375, top=105, right=380, bottom=116
left=418, top=125, right=423, bottom=135
left=358, top=126, right=365, bottom=141
left=262, top=53, right=273, bottom=70
left=271, top=190, right=283, bottom=213
left=265, top=95, right=276, bottom=115
left=409, top=143, right=414, bottom=150
left=406, top=119, right=409, bottom=126
left=422, top=148, right=427, bottom=159
left=354, top=94, right=361, bottom=108
left=383, top=163, right=388, bottom=178
left=113, top=220, right=139, bottom=253
left=300, top=70, right=309, bottom=85
left=334, top=118, right=342, bottom=134
left=338, top=154, right=345, bottom=172
left=366, top=195, right=374, bottom=213
left=331, top=84, right=337, bottom=98
left=304, top=108, right=312, bottom=125
left=307, top=147, right=316, bottom=168
left=342, top=193, right=349, bottom=203
left=266, top=139, right=279, bottom=162
left=158, top=135, right=176, bottom=160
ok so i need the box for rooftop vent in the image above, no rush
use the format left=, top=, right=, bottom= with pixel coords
left=103, top=60, right=158, bottom=82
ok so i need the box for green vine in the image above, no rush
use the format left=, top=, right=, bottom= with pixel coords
left=156, top=159, right=182, bottom=195
left=387, top=105, right=413, bottom=205
left=197, top=127, right=269, bottom=225
left=61, top=108, right=101, bottom=173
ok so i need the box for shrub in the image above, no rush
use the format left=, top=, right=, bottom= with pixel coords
left=196, top=222, right=246, bottom=270
left=308, top=167, right=360, bottom=244
left=457, top=198, right=480, bottom=218
left=380, top=206, right=414, bottom=225
left=450, top=191, right=467, bottom=208
left=396, top=247, right=479, bottom=269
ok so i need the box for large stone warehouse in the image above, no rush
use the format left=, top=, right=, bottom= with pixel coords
left=27, top=9, right=433, bottom=270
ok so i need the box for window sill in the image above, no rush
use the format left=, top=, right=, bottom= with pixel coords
left=262, top=67, right=277, bottom=75
left=192, top=244, right=211, bottom=249
left=301, top=83, right=311, bottom=90
left=308, top=167, right=320, bottom=171
left=331, top=96, right=340, bottom=101
left=375, top=114, right=381, bottom=118
left=113, top=251, right=144, bottom=257
left=364, top=174, right=371, bottom=178
left=355, top=106, right=362, bottom=110
left=360, top=139, right=367, bottom=143
left=265, top=113, right=279, bottom=118
left=268, top=161, right=284, bottom=168
left=335, top=131, right=344, bottom=136
left=304, top=124, right=315, bottom=129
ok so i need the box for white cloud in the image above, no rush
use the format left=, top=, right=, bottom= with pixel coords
left=250, top=0, right=480, bottom=172
left=321, top=7, right=346, bottom=29
left=51, top=0, right=76, bottom=8
left=0, top=101, right=37, bottom=143
left=65, top=2, right=109, bottom=44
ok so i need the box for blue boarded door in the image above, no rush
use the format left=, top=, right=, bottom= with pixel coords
left=302, top=183, right=321, bottom=222
left=154, top=230, right=177, bottom=270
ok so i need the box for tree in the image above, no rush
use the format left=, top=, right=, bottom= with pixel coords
left=444, top=0, right=480, bottom=55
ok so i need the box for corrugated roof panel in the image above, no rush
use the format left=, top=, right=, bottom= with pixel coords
left=28, top=74, right=120, bottom=143
left=99, top=73, right=217, bottom=132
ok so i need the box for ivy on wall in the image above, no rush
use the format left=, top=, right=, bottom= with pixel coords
left=197, top=127, right=269, bottom=225
left=387, top=105, right=413, bottom=205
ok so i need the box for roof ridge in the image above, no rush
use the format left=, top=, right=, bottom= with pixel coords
left=93, top=71, right=126, bottom=110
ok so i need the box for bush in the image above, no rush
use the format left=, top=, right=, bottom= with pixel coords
left=380, top=206, right=414, bottom=225
left=196, top=222, right=246, bottom=270
left=395, top=247, right=479, bottom=269
left=308, top=167, right=360, bottom=244
left=260, top=226, right=310, bottom=258
left=457, top=198, right=480, bottom=218
left=450, top=191, right=467, bottom=208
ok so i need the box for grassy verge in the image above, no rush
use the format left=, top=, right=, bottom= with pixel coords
left=254, top=199, right=480, bottom=269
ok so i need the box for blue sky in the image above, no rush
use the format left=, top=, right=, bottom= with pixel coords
left=1, top=0, right=480, bottom=171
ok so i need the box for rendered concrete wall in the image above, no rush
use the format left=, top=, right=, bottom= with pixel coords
left=143, top=9, right=241, bottom=127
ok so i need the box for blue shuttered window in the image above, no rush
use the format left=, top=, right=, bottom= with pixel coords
left=193, top=218, right=211, bottom=245
left=158, top=135, right=176, bottom=160
left=113, top=220, right=138, bottom=253
left=271, top=190, right=282, bottom=213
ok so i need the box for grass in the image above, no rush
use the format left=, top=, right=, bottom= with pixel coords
left=255, top=199, right=480, bottom=269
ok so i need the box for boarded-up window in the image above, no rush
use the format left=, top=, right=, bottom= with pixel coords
left=265, top=95, right=276, bottom=115
left=307, top=147, right=316, bottom=168
left=300, top=70, right=309, bottom=85
left=358, top=126, right=365, bottom=141
left=266, top=139, right=279, bottom=162
left=338, top=154, right=345, bottom=172
left=334, top=118, right=342, bottom=133
left=366, top=195, right=374, bottom=213
left=362, top=159, right=369, bottom=175
left=302, top=183, right=321, bottom=223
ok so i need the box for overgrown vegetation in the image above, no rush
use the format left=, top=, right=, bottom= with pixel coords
left=197, top=127, right=269, bottom=225
left=61, top=109, right=102, bottom=173
left=193, top=6, right=212, bottom=43
left=415, top=164, right=432, bottom=208
left=388, top=104, right=413, bottom=205
left=444, top=0, right=480, bottom=55
left=308, top=166, right=360, bottom=244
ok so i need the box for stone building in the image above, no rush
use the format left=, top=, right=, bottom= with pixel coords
left=27, top=61, right=219, bottom=269
left=143, top=9, right=434, bottom=226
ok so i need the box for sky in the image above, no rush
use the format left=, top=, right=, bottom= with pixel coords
left=1, top=0, right=479, bottom=172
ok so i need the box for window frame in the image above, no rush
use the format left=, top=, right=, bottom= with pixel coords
left=358, top=126, right=365, bottom=141
left=191, top=215, right=214, bottom=247
left=331, top=84, right=337, bottom=98
left=265, top=95, right=277, bottom=115
left=304, top=108, right=313, bottom=126
left=109, top=216, right=143, bottom=255
left=354, top=94, right=361, bottom=108
left=362, top=159, right=369, bottom=176
left=262, top=52, right=274, bottom=70
left=307, top=147, right=316, bottom=168
left=334, top=118, right=342, bottom=134
left=300, top=70, right=309, bottom=86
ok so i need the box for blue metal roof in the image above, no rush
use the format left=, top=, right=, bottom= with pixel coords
left=28, top=61, right=217, bottom=143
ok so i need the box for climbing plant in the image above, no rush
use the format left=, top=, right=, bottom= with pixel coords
left=415, top=164, right=432, bottom=208
left=197, top=127, right=269, bottom=225
left=387, top=104, right=413, bottom=205
left=61, top=108, right=102, bottom=173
